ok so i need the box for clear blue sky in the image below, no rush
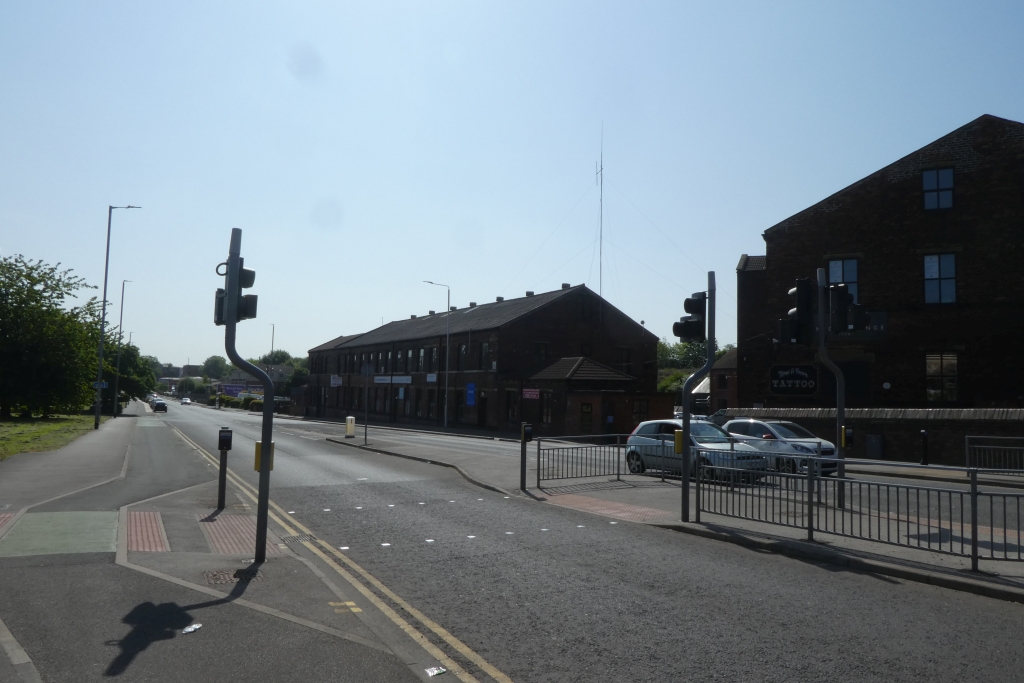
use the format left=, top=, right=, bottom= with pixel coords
left=2, top=1, right=1022, bottom=367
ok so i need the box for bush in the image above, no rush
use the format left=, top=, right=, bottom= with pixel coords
left=241, top=396, right=255, bottom=410
left=249, top=400, right=263, bottom=411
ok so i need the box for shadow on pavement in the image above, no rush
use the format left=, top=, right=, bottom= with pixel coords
left=104, top=562, right=262, bottom=676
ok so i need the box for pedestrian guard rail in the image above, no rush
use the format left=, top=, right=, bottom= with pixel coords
left=533, top=434, right=1024, bottom=570
left=965, top=436, right=1024, bottom=472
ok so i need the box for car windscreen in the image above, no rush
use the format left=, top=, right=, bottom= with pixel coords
left=691, top=421, right=731, bottom=443
left=772, top=422, right=815, bottom=438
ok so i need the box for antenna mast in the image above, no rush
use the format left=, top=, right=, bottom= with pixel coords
left=597, top=126, right=604, bottom=298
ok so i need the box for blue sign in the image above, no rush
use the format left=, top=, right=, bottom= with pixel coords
left=92, top=381, right=108, bottom=389
left=466, top=383, right=476, bottom=407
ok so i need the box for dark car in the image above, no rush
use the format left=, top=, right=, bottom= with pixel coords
left=152, top=400, right=168, bottom=412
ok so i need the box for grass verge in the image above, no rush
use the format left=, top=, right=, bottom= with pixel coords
left=0, top=415, right=108, bottom=461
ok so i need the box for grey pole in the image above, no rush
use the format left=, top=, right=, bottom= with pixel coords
left=222, top=228, right=275, bottom=563
left=94, top=205, right=139, bottom=429
left=816, top=268, right=846, bottom=508
left=680, top=271, right=716, bottom=523
left=112, top=280, right=131, bottom=418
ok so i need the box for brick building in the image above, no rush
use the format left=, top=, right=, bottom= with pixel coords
left=737, top=114, right=1024, bottom=412
left=302, top=284, right=673, bottom=435
left=733, top=114, right=1024, bottom=462
left=709, top=348, right=738, bottom=412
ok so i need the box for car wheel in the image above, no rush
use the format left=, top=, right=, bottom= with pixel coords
left=626, top=452, right=645, bottom=474
left=698, top=457, right=715, bottom=481
left=778, top=458, right=796, bottom=474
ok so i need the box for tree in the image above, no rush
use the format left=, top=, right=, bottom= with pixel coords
left=0, top=255, right=101, bottom=416
left=658, top=338, right=722, bottom=370
left=201, top=355, right=229, bottom=379
left=259, top=350, right=293, bottom=366
left=177, top=377, right=198, bottom=394
left=101, top=340, right=157, bottom=412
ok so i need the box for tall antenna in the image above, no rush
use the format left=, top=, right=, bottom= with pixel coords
left=597, top=124, right=604, bottom=298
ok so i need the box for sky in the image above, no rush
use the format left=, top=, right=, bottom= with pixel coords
left=2, top=1, right=1023, bottom=368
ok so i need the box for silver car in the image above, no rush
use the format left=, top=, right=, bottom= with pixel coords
left=625, top=419, right=769, bottom=480
left=723, top=419, right=837, bottom=475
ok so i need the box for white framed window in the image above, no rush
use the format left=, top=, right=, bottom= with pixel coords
left=923, top=168, right=953, bottom=210
left=828, top=258, right=858, bottom=303
left=924, top=254, right=956, bottom=304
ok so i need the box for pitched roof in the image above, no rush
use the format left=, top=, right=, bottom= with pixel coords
left=713, top=347, right=738, bottom=370
left=325, top=285, right=632, bottom=350
left=736, top=254, right=766, bottom=271
left=764, top=114, right=1024, bottom=237
left=309, top=333, right=364, bottom=353
left=530, top=357, right=635, bottom=382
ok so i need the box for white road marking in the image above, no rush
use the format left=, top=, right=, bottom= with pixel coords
left=381, top=543, right=391, bottom=547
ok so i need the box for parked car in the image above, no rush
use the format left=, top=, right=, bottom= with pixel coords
left=722, top=419, right=837, bottom=475
left=625, top=419, right=769, bottom=481
left=152, top=400, right=168, bottom=412
left=180, top=397, right=191, bottom=405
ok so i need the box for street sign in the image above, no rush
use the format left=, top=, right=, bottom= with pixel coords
left=426, top=373, right=437, bottom=383
left=466, top=383, right=476, bottom=406
left=330, top=374, right=343, bottom=387
left=92, top=381, right=108, bottom=389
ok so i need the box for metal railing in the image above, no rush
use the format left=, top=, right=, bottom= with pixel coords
left=966, top=436, right=1024, bottom=472
left=696, top=453, right=1024, bottom=569
left=535, top=435, right=630, bottom=486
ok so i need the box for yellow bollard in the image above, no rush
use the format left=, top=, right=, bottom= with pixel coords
left=345, top=416, right=356, bottom=438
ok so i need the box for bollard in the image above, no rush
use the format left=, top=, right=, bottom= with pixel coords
left=345, top=415, right=356, bottom=439
left=217, top=427, right=232, bottom=510
left=920, top=429, right=929, bottom=466
left=520, top=422, right=532, bottom=492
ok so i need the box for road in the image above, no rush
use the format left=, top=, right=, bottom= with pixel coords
left=163, top=403, right=1024, bottom=682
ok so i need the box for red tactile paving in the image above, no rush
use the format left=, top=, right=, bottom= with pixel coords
left=198, top=513, right=280, bottom=555
left=545, top=494, right=676, bottom=522
left=0, top=513, right=14, bottom=529
left=128, top=511, right=168, bottom=552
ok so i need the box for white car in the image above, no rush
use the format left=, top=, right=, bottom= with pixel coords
left=180, top=397, right=191, bottom=405
left=625, top=419, right=769, bottom=480
left=722, top=419, right=837, bottom=475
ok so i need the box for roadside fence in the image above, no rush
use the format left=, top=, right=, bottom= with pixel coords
left=965, top=436, right=1024, bottom=472
left=535, top=434, right=632, bottom=487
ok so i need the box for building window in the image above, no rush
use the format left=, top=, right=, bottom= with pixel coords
left=617, top=348, right=632, bottom=374
left=415, top=388, right=422, bottom=417
left=479, top=342, right=490, bottom=370
left=828, top=258, right=858, bottom=303
left=428, top=389, right=436, bottom=418
left=924, top=254, right=956, bottom=304
left=458, top=344, right=467, bottom=371
left=580, top=403, right=593, bottom=434
left=430, top=347, right=438, bottom=372
left=926, top=353, right=957, bottom=402
left=540, top=391, right=552, bottom=424
left=397, top=350, right=406, bottom=373
left=717, top=374, right=728, bottom=390
left=632, top=399, right=649, bottom=427
left=923, top=168, right=954, bottom=210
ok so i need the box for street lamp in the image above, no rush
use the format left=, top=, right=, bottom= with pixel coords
left=424, top=281, right=450, bottom=429
left=94, top=205, right=140, bottom=429
left=112, top=280, right=132, bottom=418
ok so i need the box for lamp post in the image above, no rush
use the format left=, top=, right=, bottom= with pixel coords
left=424, top=280, right=450, bottom=429
left=94, top=205, right=140, bottom=429
left=112, top=280, right=132, bottom=418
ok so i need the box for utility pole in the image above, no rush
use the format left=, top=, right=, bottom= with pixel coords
left=597, top=127, right=604, bottom=299
left=817, top=267, right=846, bottom=507
left=93, top=205, right=139, bottom=429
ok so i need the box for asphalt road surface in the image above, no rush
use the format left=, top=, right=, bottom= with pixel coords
left=164, top=403, right=1024, bottom=682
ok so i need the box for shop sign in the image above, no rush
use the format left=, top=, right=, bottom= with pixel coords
left=522, top=388, right=540, bottom=400
left=769, top=365, right=818, bottom=395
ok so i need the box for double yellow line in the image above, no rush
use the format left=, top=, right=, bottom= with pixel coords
left=173, top=427, right=513, bottom=683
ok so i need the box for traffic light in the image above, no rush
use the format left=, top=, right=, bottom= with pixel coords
left=673, top=292, right=707, bottom=342
left=778, top=278, right=813, bottom=345
left=828, top=284, right=868, bottom=334
left=214, top=257, right=258, bottom=326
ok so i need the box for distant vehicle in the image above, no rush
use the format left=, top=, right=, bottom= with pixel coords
left=180, top=397, right=191, bottom=405
left=722, top=419, right=837, bottom=475
left=152, top=400, right=168, bottom=412
left=625, top=419, right=768, bottom=480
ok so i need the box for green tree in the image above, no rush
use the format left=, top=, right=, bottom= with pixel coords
left=101, top=340, right=157, bottom=412
left=658, top=338, right=722, bottom=369
left=259, top=350, right=293, bottom=366
left=201, top=355, right=229, bottom=379
left=0, top=255, right=101, bottom=416
left=178, top=376, right=198, bottom=394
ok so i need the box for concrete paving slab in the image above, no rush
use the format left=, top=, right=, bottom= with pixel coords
left=0, top=512, right=118, bottom=557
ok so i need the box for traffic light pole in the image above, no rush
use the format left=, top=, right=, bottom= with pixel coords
left=680, top=271, right=715, bottom=523
left=816, top=267, right=846, bottom=508
left=222, top=228, right=276, bottom=563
